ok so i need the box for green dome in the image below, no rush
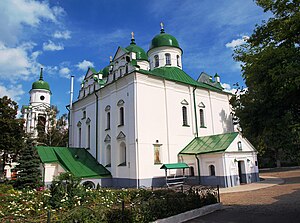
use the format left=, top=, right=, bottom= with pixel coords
left=32, top=68, right=50, bottom=91
left=102, top=66, right=110, bottom=78
left=125, top=39, right=148, bottom=61
left=149, top=28, right=181, bottom=51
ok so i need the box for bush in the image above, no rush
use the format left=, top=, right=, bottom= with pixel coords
left=1, top=182, right=218, bottom=222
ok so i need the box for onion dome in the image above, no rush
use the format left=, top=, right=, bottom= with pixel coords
left=32, top=68, right=50, bottom=91
left=102, top=66, right=110, bottom=78
left=149, top=23, right=181, bottom=51
left=125, top=32, right=148, bottom=61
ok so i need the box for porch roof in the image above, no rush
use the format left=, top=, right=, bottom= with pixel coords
left=179, top=132, right=238, bottom=155
left=36, top=146, right=111, bottom=179
left=160, top=162, right=189, bottom=169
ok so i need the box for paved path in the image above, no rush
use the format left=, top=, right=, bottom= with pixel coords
left=185, top=168, right=300, bottom=223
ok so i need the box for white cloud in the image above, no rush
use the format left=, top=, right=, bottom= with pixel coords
left=0, top=0, right=64, bottom=45
left=76, top=60, right=94, bottom=71
left=59, top=67, right=71, bottom=78
left=43, top=40, right=64, bottom=51
left=78, top=75, right=85, bottom=83
left=0, top=41, right=40, bottom=81
left=225, top=36, right=249, bottom=49
left=53, top=30, right=71, bottom=39
left=221, top=82, right=248, bottom=95
left=0, top=83, right=25, bottom=102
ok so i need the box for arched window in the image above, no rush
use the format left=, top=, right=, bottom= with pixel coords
left=200, top=109, right=205, bottom=127
left=106, top=112, right=110, bottom=130
left=82, top=181, right=95, bottom=189
left=106, top=145, right=111, bottom=167
left=87, top=124, right=91, bottom=149
left=177, top=55, right=180, bottom=67
left=78, top=127, right=82, bottom=148
left=165, top=53, right=171, bottom=65
left=119, top=107, right=124, bottom=126
left=238, top=141, right=242, bottom=151
left=119, top=142, right=126, bottom=166
left=182, top=106, right=188, bottom=126
left=209, top=165, right=216, bottom=176
left=154, top=55, right=159, bottom=67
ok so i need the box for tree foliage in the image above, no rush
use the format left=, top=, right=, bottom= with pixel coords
left=0, top=96, right=24, bottom=175
left=231, top=0, right=300, bottom=167
left=37, top=105, right=68, bottom=147
left=13, top=138, right=42, bottom=189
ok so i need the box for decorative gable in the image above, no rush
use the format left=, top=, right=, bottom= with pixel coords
left=104, top=134, right=111, bottom=143
left=77, top=121, right=82, bottom=127
left=117, top=99, right=125, bottom=106
left=86, top=117, right=91, bottom=124
left=181, top=99, right=189, bottom=105
left=116, top=131, right=126, bottom=140
left=113, top=47, right=129, bottom=61
left=198, top=102, right=205, bottom=108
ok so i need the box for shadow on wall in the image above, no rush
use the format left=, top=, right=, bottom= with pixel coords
left=219, top=109, right=233, bottom=133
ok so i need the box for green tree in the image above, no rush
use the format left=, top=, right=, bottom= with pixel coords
left=0, top=96, right=24, bottom=176
left=37, top=105, right=68, bottom=147
left=13, top=138, right=42, bottom=189
left=231, top=0, right=300, bottom=167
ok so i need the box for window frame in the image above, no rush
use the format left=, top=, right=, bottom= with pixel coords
left=165, top=53, right=171, bottom=65
left=182, top=106, right=189, bottom=126
left=209, top=164, right=216, bottom=176
left=154, top=55, right=159, bottom=67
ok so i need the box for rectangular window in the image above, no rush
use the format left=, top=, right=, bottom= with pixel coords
left=154, top=145, right=162, bottom=164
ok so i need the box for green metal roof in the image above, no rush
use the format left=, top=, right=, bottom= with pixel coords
left=89, top=67, right=97, bottom=74
left=36, top=146, right=111, bottom=178
left=160, top=163, right=189, bottom=169
left=125, top=39, right=148, bottom=61
left=179, top=132, right=239, bottom=155
left=32, top=68, right=50, bottom=91
left=139, top=67, right=223, bottom=92
left=149, top=28, right=181, bottom=52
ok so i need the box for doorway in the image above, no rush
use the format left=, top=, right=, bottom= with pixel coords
left=238, top=161, right=246, bottom=184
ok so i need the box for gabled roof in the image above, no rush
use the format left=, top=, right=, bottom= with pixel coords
left=160, top=163, right=189, bottom=169
left=139, top=67, right=223, bottom=92
left=36, top=146, right=111, bottom=178
left=179, top=132, right=239, bottom=155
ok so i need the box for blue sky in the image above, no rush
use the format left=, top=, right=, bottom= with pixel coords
left=0, top=0, right=269, bottom=116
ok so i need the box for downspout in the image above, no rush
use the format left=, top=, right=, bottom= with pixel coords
left=193, top=87, right=198, bottom=137
left=195, top=154, right=201, bottom=184
left=95, top=91, right=99, bottom=162
left=134, top=74, right=140, bottom=188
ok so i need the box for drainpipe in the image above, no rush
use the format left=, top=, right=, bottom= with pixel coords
left=195, top=154, right=201, bottom=184
left=95, top=91, right=99, bottom=162
left=193, top=87, right=198, bottom=137
left=134, top=75, right=140, bottom=188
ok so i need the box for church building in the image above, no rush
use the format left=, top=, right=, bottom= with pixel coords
left=65, top=24, right=259, bottom=188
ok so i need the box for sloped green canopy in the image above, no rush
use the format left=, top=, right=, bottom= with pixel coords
left=179, top=132, right=239, bottom=155
left=160, top=163, right=189, bottom=169
left=37, top=146, right=111, bottom=178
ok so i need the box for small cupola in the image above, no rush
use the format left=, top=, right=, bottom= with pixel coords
left=125, top=32, right=148, bottom=61
left=148, top=23, right=183, bottom=70
left=31, top=68, right=51, bottom=92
